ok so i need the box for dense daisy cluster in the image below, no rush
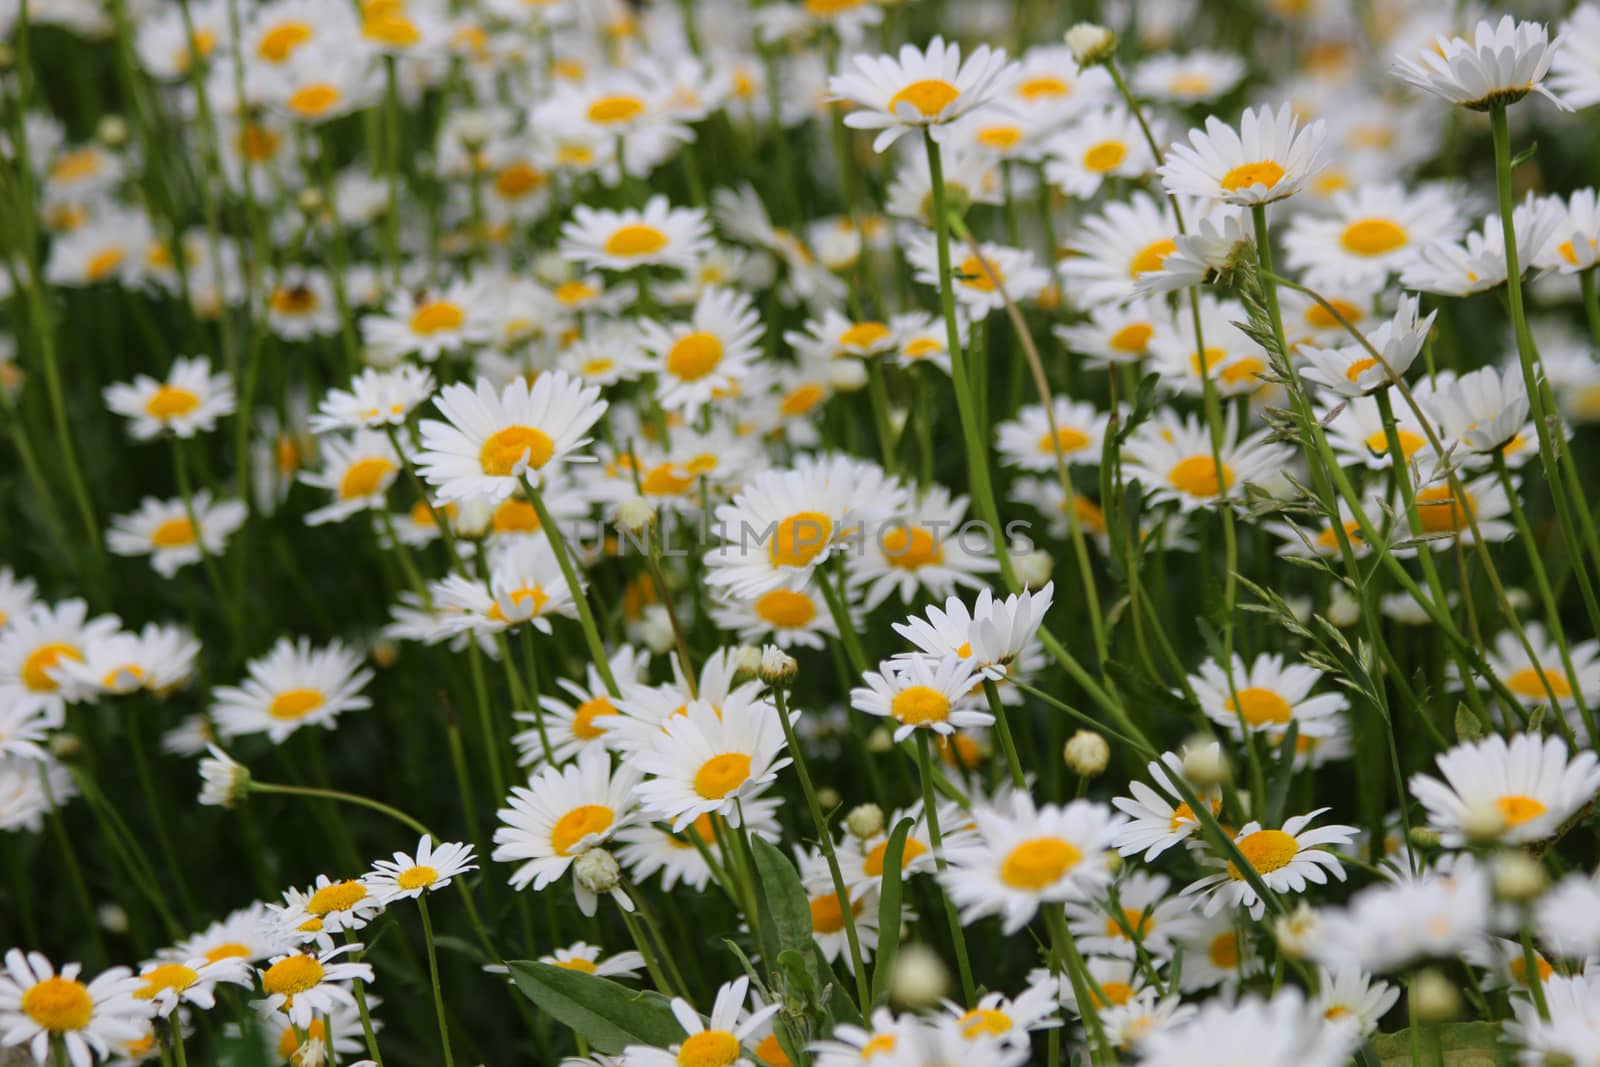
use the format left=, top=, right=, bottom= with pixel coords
left=6, top=0, right=1600, bottom=1065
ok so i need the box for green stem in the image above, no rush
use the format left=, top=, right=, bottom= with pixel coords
left=912, top=731, right=975, bottom=1004
left=418, top=895, right=456, bottom=1067
left=981, top=679, right=1027, bottom=789
left=521, top=476, right=618, bottom=696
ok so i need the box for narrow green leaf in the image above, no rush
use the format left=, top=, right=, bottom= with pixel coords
left=869, top=816, right=915, bottom=1003
left=1456, top=702, right=1484, bottom=742
left=1265, top=719, right=1299, bottom=827
left=751, top=836, right=816, bottom=963
left=507, top=960, right=682, bottom=1055
left=1369, top=1021, right=1504, bottom=1066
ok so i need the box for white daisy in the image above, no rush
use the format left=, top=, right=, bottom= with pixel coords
left=1392, top=15, right=1569, bottom=112
left=365, top=836, right=478, bottom=902
left=1159, top=104, right=1329, bottom=207
left=639, top=287, right=764, bottom=418
left=1410, top=732, right=1600, bottom=845
left=559, top=196, right=712, bottom=273
left=619, top=976, right=779, bottom=1067
left=254, top=944, right=374, bottom=1031
left=1189, top=652, right=1349, bottom=740
left=633, top=701, right=792, bottom=832
left=310, top=365, right=436, bottom=434
left=1181, top=809, right=1357, bottom=919
left=106, top=492, right=247, bottom=577
left=103, top=355, right=235, bottom=439
left=211, top=637, right=374, bottom=743
left=491, top=748, right=642, bottom=892
left=828, top=36, right=1018, bottom=153
left=850, top=653, right=989, bottom=742
left=0, top=951, right=145, bottom=1067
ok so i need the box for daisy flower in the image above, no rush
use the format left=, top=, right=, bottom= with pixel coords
left=254, top=945, right=374, bottom=1031
left=263, top=268, right=340, bottom=340
left=944, top=978, right=1060, bottom=1048
left=0, top=567, right=40, bottom=631
left=709, top=581, right=841, bottom=651
left=243, top=999, right=374, bottom=1067
left=103, top=355, right=235, bottom=439
left=166, top=904, right=288, bottom=968
left=0, top=599, right=122, bottom=721
left=1309, top=857, right=1492, bottom=974
left=1536, top=871, right=1600, bottom=960
left=1053, top=298, right=1172, bottom=367
left=492, top=748, right=643, bottom=892
left=798, top=850, right=881, bottom=967
left=1132, top=990, right=1353, bottom=1067
left=310, top=365, right=436, bottom=433
left=1006, top=45, right=1111, bottom=119
left=1189, top=652, right=1349, bottom=740
left=1159, top=104, right=1329, bottom=207
left=1282, top=183, right=1464, bottom=287
left=850, top=653, right=989, bottom=742
left=827, top=36, right=1018, bottom=153
left=1111, top=746, right=1224, bottom=860
left=1479, top=622, right=1600, bottom=715
left=559, top=196, right=712, bottom=273
left=1132, top=204, right=1253, bottom=296
left=1099, top=991, right=1197, bottom=1056
left=0, top=704, right=52, bottom=762
left=1182, top=809, right=1357, bottom=919
left=1401, top=194, right=1566, bottom=296
left=884, top=144, right=1003, bottom=225
left=995, top=399, right=1109, bottom=472
left=942, top=792, right=1124, bottom=934
left=1537, top=188, right=1600, bottom=274
left=1132, top=49, right=1246, bottom=104
left=1312, top=966, right=1400, bottom=1038
left=785, top=309, right=899, bottom=362
left=1550, top=3, right=1600, bottom=109
left=837, top=801, right=948, bottom=895
left=633, top=701, right=792, bottom=833
left=639, top=287, right=764, bottom=417
left=1043, top=107, right=1154, bottom=199
left=1410, top=732, right=1600, bottom=846
left=197, top=744, right=249, bottom=809
left=361, top=281, right=491, bottom=363
left=299, top=431, right=400, bottom=525
left=906, top=233, right=1050, bottom=316
left=1123, top=409, right=1292, bottom=513
left=1058, top=192, right=1181, bottom=307
left=1050, top=955, right=1149, bottom=1015
left=365, top=836, right=478, bottom=902
left=434, top=536, right=578, bottom=637
left=417, top=371, right=607, bottom=502
left=1400, top=468, right=1515, bottom=552
left=106, top=491, right=247, bottom=577
left=43, top=207, right=153, bottom=288
left=130, top=955, right=251, bottom=1018
left=0, top=757, right=76, bottom=833
left=54, top=622, right=200, bottom=698
left=619, top=976, right=779, bottom=1067
left=1392, top=15, right=1568, bottom=112
left=889, top=311, right=962, bottom=373
left=211, top=636, right=374, bottom=744
left=513, top=646, right=647, bottom=766
left=0, top=951, right=145, bottom=1067
left=810, top=1008, right=922, bottom=1067
left=1065, top=869, right=1190, bottom=960
left=1416, top=365, right=1536, bottom=466
left=844, top=486, right=997, bottom=610
left=274, top=876, right=387, bottom=944
left=893, top=583, right=1052, bottom=685
left=1296, top=293, right=1437, bottom=398
left=540, top=942, right=645, bottom=980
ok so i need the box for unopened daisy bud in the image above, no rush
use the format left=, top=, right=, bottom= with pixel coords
left=639, top=605, right=677, bottom=655
left=759, top=645, right=798, bottom=685
left=617, top=494, right=656, bottom=535
left=50, top=733, right=81, bottom=761
left=1408, top=825, right=1441, bottom=850
left=199, top=744, right=250, bottom=808
left=1181, top=740, right=1230, bottom=788
left=1504, top=586, right=1532, bottom=615
left=1285, top=595, right=1313, bottom=625
left=1013, top=546, right=1054, bottom=588
left=829, top=359, right=868, bottom=393
left=866, top=726, right=895, bottom=754
left=370, top=638, right=398, bottom=669
left=455, top=109, right=492, bottom=151
left=888, top=943, right=949, bottom=1008
left=1273, top=902, right=1320, bottom=959
left=533, top=252, right=569, bottom=286
left=96, top=115, right=129, bottom=148
left=297, top=187, right=326, bottom=216
left=573, top=847, right=622, bottom=897
left=1064, top=22, right=1117, bottom=66
left=1327, top=585, right=1360, bottom=628
left=1410, top=969, right=1461, bottom=1024
left=846, top=803, right=884, bottom=841
left=817, top=786, right=841, bottom=811
left=1492, top=851, right=1548, bottom=902
left=1064, top=730, right=1109, bottom=777
left=731, top=645, right=762, bottom=678
left=1461, top=798, right=1509, bottom=845
left=98, top=903, right=129, bottom=935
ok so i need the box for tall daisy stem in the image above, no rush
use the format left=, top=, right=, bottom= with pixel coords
left=417, top=895, right=456, bottom=1067
left=521, top=476, right=618, bottom=696
left=912, top=730, right=975, bottom=1004
left=981, top=679, right=1026, bottom=789
left=1044, top=905, right=1113, bottom=1066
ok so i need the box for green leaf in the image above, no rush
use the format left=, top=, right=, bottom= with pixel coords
left=751, top=836, right=817, bottom=964
left=1369, top=1021, right=1505, bottom=1066
left=1264, top=719, right=1299, bottom=827
left=1456, top=702, right=1485, bottom=742
left=870, top=816, right=915, bottom=1003
left=507, top=960, right=682, bottom=1055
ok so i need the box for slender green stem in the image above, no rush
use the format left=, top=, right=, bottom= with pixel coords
left=912, top=731, right=975, bottom=1004
left=250, top=781, right=432, bottom=837
left=521, top=476, right=618, bottom=696
left=417, top=895, right=456, bottom=1067
left=981, top=680, right=1026, bottom=789
left=1045, top=905, right=1112, bottom=1066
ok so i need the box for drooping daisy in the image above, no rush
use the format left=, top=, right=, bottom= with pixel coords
left=539, top=942, right=645, bottom=981
left=253, top=944, right=374, bottom=1031
left=130, top=954, right=251, bottom=1018
left=638, top=287, right=764, bottom=417
left=633, top=701, right=792, bottom=832
left=1122, top=408, right=1292, bottom=513
left=1401, top=194, right=1566, bottom=296
left=0, top=951, right=146, bottom=1067
left=1393, top=15, right=1568, bottom=112
left=1190, top=652, right=1349, bottom=740
left=559, top=196, right=712, bottom=273
left=995, top=399, right=1109, bottom=472
left=0, top=599, right=122, bottom=721
left=1296, top=293, right=1437, bottom=397
left=1181, top=809, right=1357, bottom=919
left=828, top=36, right=1018, bottom=153
left=619, top=976, right=779, bottom=1067
left=1415, top=365, right=1537, bottom=468
left=491, top=748, right=642, bottom=892
left=103, top=355, right=235, bottom=439
left=417, top=371, right=607, bottom=502
left=942, top=792, right=1124, bottom=934
left=1410, top=732, right=1600, bottom=846
left=310, top=365, right=436, bottom=433
left=1159, top=104, right=1329, bottom=207
left=211, top=637, right=374, bottom=743
left=1111, top=746, right=1225, bottom=860
left=1132, top=203, right=1253, bottom=296
left=106, top=492, right=247, bottom=577
left=893, top=583, right=1053, bottom=686
left=850, top=653, right=989, bottom=742
left=365, top=836, right=478, bottom=902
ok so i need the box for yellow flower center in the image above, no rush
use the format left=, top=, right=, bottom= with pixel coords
left=780, top=383, right=826, bottom=417
left=1225, top=687, right=1292, bottom=727
left=259, top=20, right=314, bottom=62
left=678, top=1029, right=742, bottom=1067
left=1414, top=484, right=1475, bottom=534
left=804, top=0, right=867, bottom=13
left=1105, top=907, right=1154, bottom=940
left=363, top=12, right=420, bottom=46
left=1315, top=521, right=1364, bottom=552
left=1017, top=75, right=1069, bottom=99
left=203, top=943, right=252, bottom=963
left=1363, top=429, right=1425, bottom=458
left=151, top=517, right=197, bottom=547
left=271, top=286, right=319, bottom=315
left=487, top=586, right=551, bottom=623
left=809, top=890, right=862, bottom=933
left=1508, top=954, right=1554, bottom=987
left=554, top=957, right=598, bottom=973
left=977, top=125, right=1024, bottom=149
left=1495, top=794, right=1548, bottom=827
left=1506, top=667, right=1573, bottom=701
left=135, top=964, right=198, bottom=1000
left=555, top=280, right=599, bottom=306
left=1000, top=836, right=1083, bottom=890
left=480, top=425, right=555, bottom=476
left=1220, top=160, right=1285, bottom=193
left=881, top=526, right=943, bottom=570
left=307, top=880, right=367, bottom=915
left=588, top=95, right=647, bottom=124
left=50, top=148, right=101, bottom=183
left=1208, top=931, right=1239, bottom=967
left=887, top=79, right=961, bottom=117
left=86, top=247, right=126, bottom=282
left=1083, top=140, right=1127, bottom=173
left=1168, top=455, right=1233, bottom=498
left=552, top=804, right=615, bottom=855
left=1129, top=238, right=1177, bottom=278
left=903, top=337, right=943, bottom=359
left=340, top=456, right=396, bottom=499
left=493, top=498, right=541, bottom=533
left=1343, top=357, right=1380, bottom=383
left=277, top=1019, right=327, bottom=1058
left=262, top=955, right=324, bottom=996
left=694, top=753, right=753, bottom=799
left=957, top=254, right=1001, bottom=291
left=1227, top=828, right=1299, bottom=878
left=1167, top=72, right=1213, bottom=96
left=890, top=685, right=952, bottom=726
left=839, top=321, right=891, bottom=351
left=755, top=1031, right=792, bottom=1067
left=410, top=300, right=465, bottom=336
left=755, top=589, right=817, bottom=628
left=667, top=332, right=725, bottom=381
left=288, top=83, right=341, bottom=119
left=268, top=687, right=325, bottom=720
left=571, top=696, right=618, bottom=739
left=642, top=463, right=696, bottom=497
left=1037, top=426, right=1090, bottom=454
left=145, top=384, right=202, bottom=419
left=960, top=1008, right=1013, bottom=1037
left=396, top=865, right=438, bottom=890
left=495, top=163, right=546, bottom=198
left=21, top=977, right=93, bottom=1032
left=863, top=836, right=927, bottom=877
left=1340, top=219, right=1408, bottom=256
left=769, top=511, right=833, bottom=567
left=22, top=643, right=83, bottom=692
left=604, top=224, right=669, bottom=258
left=1307, top=299, right=1363, bottom=330
left=1109, top=322, right=1154, bottom=352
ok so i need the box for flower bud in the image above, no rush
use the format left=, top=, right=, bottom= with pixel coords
left=199, top=744, right=251, bottom=809
left=51, top=733, right=82, bottom=761
left=1410, top=969, right=1461, bottom=1024
left=731, top=644, right=762, bottom=678
left=829, top=358, right=868, bottom=393
left=816, top=787, right=841, bottom=811
left=1181, top=740, right=1230, bottom=788
left=1064, top=730, right=1109, bottom=777
left=617, top=494, right=655, bottom=535
left=1461, top=798, right=1508, bottom=845
left=639, top=605, right=676, bottom=655
left=296, top=187, right=327, bottom=216
left=759, top=644, right=798, bottom=685
left=888, top=944, right=949, bottom=1008
left=573, top=848, right=622, bottom=896
left=1492, top=851, right=1548, bottom=903
left=97, top=115, right=129, bottom=148
left=98, top=903, right=130, bottom=935
left=1327, top=585, right=1360, bottom=628
left=1504, top=586, right=1532, bottom=615
left=1272, top=903, right=1320, bottom=960
left=1407, top=825, right=1441, bottom=850
left=866, top=726, right=895, bottom=754
left=846, top=803, right=884, bottom=841
left=1064, top=23, right=1117, bottom=66
left=455, top=109, right=492, bottom=151
left=0, top=43, right=15, bottom=70
left=1013, top=547, right=1054, bottom=588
